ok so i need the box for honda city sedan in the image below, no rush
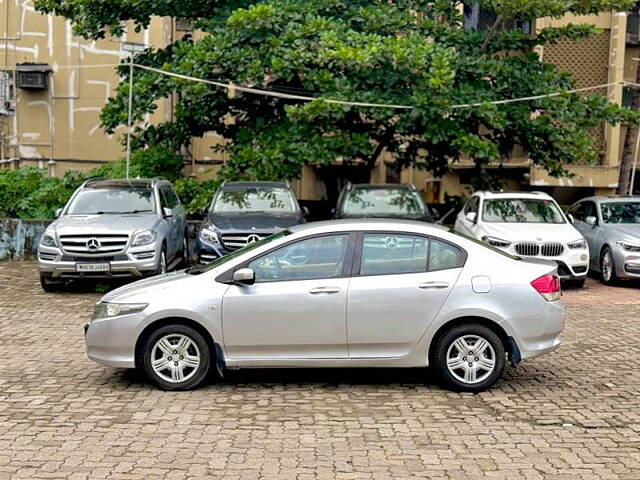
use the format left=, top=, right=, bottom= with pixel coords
left=85, top=220, right=565, bottom=393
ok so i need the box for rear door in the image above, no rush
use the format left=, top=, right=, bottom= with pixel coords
left=346, top=232, right=465, bottom=358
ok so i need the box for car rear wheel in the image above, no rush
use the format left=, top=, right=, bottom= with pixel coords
left=157, top=247, right=167, bottom=275
left=600, top=247, right=618, bottom=285
left=432, top=323, right=505, bottom=393
left=142, top=324, right=211, bottom=391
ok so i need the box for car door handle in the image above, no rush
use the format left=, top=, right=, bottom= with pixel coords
left=418, top=282, right=450, bottom=290
left=309, top=287, right=341, bottom=295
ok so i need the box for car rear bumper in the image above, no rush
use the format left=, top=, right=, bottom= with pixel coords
left=513, top=300, right=566, bottom=361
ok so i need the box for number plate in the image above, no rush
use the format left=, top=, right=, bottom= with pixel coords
left=76, top=263, right=110, bottom=272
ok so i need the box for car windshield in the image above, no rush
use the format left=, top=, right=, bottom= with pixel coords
left=601, top=202, right=640, bottom=224
left=66, top=188, right=155, bottom=215
left=483, top=198, right=565, bottom=224
left=213, top=188, right=297, bottom=214
left=342, top=188, right=426, bottom=217
left=186, top=230, right=293, bottom=274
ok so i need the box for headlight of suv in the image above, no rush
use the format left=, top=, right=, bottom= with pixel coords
left=616, top=240, right=640, bottom=253
left=481, top=236, right=512, bottom=248
left=40, top=232, right=57, bottom=247
left=568, top=239, right=587, bottom=250
left=132, top=229, right=157, bottom=247
left=92, top=302, right=148, bottom=320
left=200, top=226, right=220, bottom=244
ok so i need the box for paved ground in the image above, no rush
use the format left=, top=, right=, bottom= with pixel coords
left=1, top=263, right=639, bottom=479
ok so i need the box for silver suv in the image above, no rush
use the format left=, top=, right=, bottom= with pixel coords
left=38, top=178, right=188, bottom=292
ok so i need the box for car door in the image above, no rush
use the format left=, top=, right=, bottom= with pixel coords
left=159, top=186, right=180, bottom=258
left=572, top=201, right=599, bottom=264
left=346, top=232, right=465, bottom=358
left=221, top=233, right=354, bottom=360
left=455, top=196, right=480, bottom=237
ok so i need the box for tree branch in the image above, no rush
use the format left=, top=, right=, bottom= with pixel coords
left=481, top=14, right=504, bottom=53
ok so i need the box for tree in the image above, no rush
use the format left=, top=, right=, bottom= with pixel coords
left=36, top=0, right=640, bottom=190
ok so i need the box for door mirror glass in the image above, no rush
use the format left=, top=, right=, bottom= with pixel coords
left=585, top=216, right=597, bottom=226
left=55, top=208, right=62, bottom=218
left=302, top=206, right=310, bottom=217
left=163, top=207, right=174, bottom=218
left=233, top=268, right=255, bottom=285
left=465, top=211, right=477, bottom=223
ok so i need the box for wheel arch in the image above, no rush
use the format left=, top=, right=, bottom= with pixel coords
left=134, top=317, right=218, bottom=370
left=428, top=316, right=519, bottom=365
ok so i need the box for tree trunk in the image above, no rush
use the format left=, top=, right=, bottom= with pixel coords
left=617, top=63, right=640, bottom=196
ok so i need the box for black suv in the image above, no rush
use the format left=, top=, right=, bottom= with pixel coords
left=196, top=181, right=307, bottom=262
left=335, top=184, right=434, bottom=222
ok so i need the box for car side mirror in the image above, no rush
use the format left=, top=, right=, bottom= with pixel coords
left=302, top=206, right=310, bottom=218
left=55, top=208, right=62, bottom=218
left=233, top=268, right=255, bottom=286
left=567, top=213, right=575, bottom=224
left=585, top=216, right=597, bottom=226
left=163, top=207, right=174, bottom=218
left=465, top=212, right=477, bottom=223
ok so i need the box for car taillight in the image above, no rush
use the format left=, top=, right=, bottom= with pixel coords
left=531, top=274, right=561, bottom=302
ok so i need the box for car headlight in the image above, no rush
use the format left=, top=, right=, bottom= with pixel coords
left=568, top=239, right=587, bottom=250
left=132, top=229, right=157, bottom=247
left=92, top=302, right=148, bottom=320
left=481, top=236, right=512, bottom=248
left=200, top=226, right=220, bottom=244
left=40, top=232, right=57, bottom=247
left=616, top=241, right=640, bottom=253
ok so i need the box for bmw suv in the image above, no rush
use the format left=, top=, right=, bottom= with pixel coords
left=38, top=178, right=188, bottom=292
left=197, top=181, right=306, bottom=262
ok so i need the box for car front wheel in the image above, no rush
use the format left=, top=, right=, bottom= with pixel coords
left=142, top=324, right=211, bottom=391
left=39, top=273, right=64, bottom=293
left=432, top=323, right=506, bottom=393
left=600, top=247, right=618, bottom=285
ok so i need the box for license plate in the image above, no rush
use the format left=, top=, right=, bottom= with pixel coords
left=76, top=263, right=110, bottom=272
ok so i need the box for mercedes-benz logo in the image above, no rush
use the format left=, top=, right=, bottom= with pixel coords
left=86, top=238, right=100, bottom=250
left=384, top=236, right=399, bottom=249
left=246, top=234, right=261, bottom=245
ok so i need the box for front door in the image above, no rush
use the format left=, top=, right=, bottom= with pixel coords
left=222, top=234, right=353, bottom=360
left=347, top=233, right=464, bottom=358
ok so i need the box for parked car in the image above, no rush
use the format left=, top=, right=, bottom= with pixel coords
left=38, top=178, right=188, bottom=292
left=335, top=184, right=434, bottom=222
left=196, top=181, right=306, bottom=262
left=454, top=191, right=589, bottom=286
left=85, top=219, right=565, bottom=393
left=567, top=196, right=640, bottom=284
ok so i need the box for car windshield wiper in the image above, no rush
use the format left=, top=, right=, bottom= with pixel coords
left=121, top=210, right=153, bottom=214
left=90, top=210, right=152, bottom=215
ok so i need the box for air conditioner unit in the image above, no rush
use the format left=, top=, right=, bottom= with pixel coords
left=176, top=19, right=194, bottom=31
left=16, top=64, right=51, bottom=91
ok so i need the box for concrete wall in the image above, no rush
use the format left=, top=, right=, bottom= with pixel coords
left=0, top=218, right=204, bottom=261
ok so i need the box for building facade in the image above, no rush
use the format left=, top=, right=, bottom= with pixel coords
left=1, top=2, right=638, bottom=206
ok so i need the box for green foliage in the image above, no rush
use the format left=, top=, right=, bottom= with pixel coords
left=173, top=177, right=219, bottom=216
left=35, top=0, right=640, bottom=191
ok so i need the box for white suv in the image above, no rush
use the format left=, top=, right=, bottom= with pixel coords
left=455, top=191, right=589, bottom=286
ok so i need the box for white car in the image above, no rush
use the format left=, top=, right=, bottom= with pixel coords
left=454, top=192, right=589, bottom=286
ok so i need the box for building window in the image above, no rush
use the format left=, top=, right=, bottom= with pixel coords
left=463, top=3, right=531, bottom=34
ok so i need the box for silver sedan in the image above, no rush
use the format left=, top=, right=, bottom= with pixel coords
left=85, top=220, right=565, bottom=393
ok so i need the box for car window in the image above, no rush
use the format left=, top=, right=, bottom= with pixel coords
left=214, top=188, right=297, bottom=213
left=160, top=186, right=179, bottom=209
left=568, top=203, right=586, bottom=221
left=483, top=198, right=565, bottom=224
left=341, top=188, right=426, bottom=217
left=361, top=234, right=428, bottom=276
left=464, top=196, right=479, bottom=215
left=601, top=202, right=640, bottom=224
left=66, top=188, right=155, bottom=215
left=583, top=201, right=596, bottom=220
left=248, top=235, right=349, bottom=282
left=430, top=239, right=465, bottom=271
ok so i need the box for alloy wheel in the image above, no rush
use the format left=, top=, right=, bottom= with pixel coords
left=446, top=335, right=496, bottom=385
left=159, top=251, right=167, bottom=275
left=150, top=334, right=201, bottom=383
left=602, top=250, right=613, bottom=283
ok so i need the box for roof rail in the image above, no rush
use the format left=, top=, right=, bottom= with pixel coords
left=81, top=177, right=106, bottom=188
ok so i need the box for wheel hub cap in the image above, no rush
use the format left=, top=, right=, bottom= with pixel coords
left=446, top=335, right=496, bottom=385
left=151, top=334, right=200, bottom=383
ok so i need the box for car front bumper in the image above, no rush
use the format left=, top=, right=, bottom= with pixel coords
left=612, top=247, right=640, bottom=279
left=495, top=246, right=589, bottom=280
left=85, top=312, right=145, bottom=369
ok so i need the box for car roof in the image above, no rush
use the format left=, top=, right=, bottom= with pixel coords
left=82, top=178, right=165, bottom=189
left=221, top=181, right=290, bottom=190
left=579, top=196, right=640, bottom=203
left=475, top=191, right=553, bottom=200
left=349, top=183, right=414, bottom=190
left=288, top=218, right=443, bottom=235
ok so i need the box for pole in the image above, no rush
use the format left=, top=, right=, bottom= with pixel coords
left=630, top=128, right=640, bottom=196
left=126, top=56, right=134, bottom=179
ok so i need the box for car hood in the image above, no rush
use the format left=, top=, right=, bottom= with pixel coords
left=482, top=222, right=582, bottom=243
left=602, top=224, right=640, bottom=241
left=207, top=213, right=302, bottom=232
left=101, top=270, right=189, bottom=303
left=54, top=214, right=160, bottom=236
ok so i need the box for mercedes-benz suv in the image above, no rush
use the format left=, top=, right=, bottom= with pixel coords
left=38, top=178, right=188, bottom=292
left=196, top=181, right=306, bottom=262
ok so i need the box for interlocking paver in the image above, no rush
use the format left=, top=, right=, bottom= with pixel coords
left=0, top=262, right=639, bottom=479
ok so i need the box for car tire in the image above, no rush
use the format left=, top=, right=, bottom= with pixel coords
left=567, top=278, right=586, bottom=289
left=181, top=233, right=190, bottom=267
left=39, top=273, right=63, bottom=293
left=600, top=247, right=618, bottom=285
left=142, top=324, right=211, bottom=391
left=431, top=323, right=506, bottom=393
left=156, top=246, right=167, bottom=275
